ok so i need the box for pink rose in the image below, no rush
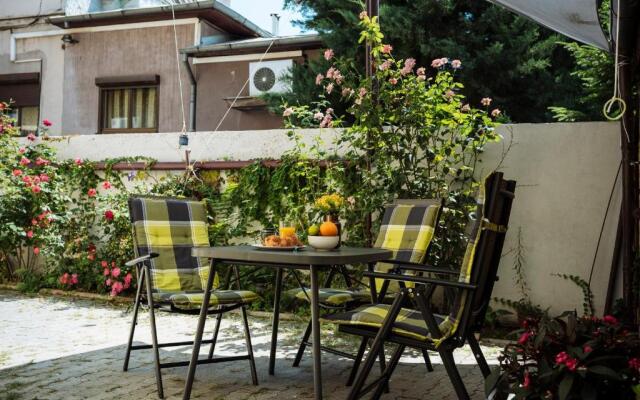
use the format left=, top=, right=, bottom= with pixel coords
left=35, top=157, right=49, bottom=166
left=71, top=273, right=78, bottom=285
left=18, top=147, right=26, bottom=154
left=12, top=169, right=22, bottom=176
left=39, top=174, right=49, bottom=182
left=27, top=133, right=37, bottom=141
left=431, top=58, right=445, bottom=68
left=555, top=351, right=569, bottom=364
left=445, top=90, right=455, bottom=99
left=111, top=267, right=121, bottom=278
left=389, top=77, right=398, bottom=85
left=42, top=119, right=52, bottom=127
left=282, top=107, right=294, bottom=117
left=26, top=230, right=34, bottom=239
left=400, top=58, right=416, bottom=75
left=565, top=358, right=578, bottom=371
left=517, top=331, right=531, bottom=345
left=59, top=273, right=69, bottom=285
left=461, top=104, right=471, bottom=113
left=87, top=188, right=97, bottom=197
left=74, top=158, right=83, bottom=165
left=451, top=59, right=462, bottom=69
left=111, top=281, right=124, bottom=296
left=359, top=10, right=367, bottom=20
left=103, top=268, right=110, bottom=276
left=101, top=260, right=108, bottom=268
left=33, top=247, right=40, bottom=255
left=102, top=181, right=112, bottom=190
left=323, top=48, right=334, bottom=61
left=603, top=315, right=618, bottom=325
left=341, top=88, right=354, bottom=97
left=315, top=73, right=324, bottom=86
left=313, top=111, right=324, bottom=121
left=105, top=278, right=112, bottom=286
left=319, top=114, right=333, bottom=128
left=481, top=97, right=492, bottom=107
left=583, top=345, right=593, bottom=354
left=104, top=210, right=114, bottom=221
left=20, top=157, right=30, bottom=166
left=31, top=185, right=41, bottom=193
left=124, top=273, right=133, bottom=285
left=379, top=60, right=392, bottom=71
left=491, top=109, right=501, bottom=118
left=381, top=44, right=393, bottom=54
left=326, top=83, right=334, bottom=94
left=326, top=67, right=336, bottom=79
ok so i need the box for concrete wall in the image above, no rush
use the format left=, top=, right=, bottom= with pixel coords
left=61, top=24, right=195, bottom=135
left=0, top=0, right=63, bottom=19
left=36, top=122, right=622, bottom=315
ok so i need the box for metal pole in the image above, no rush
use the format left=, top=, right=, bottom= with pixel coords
left=364, top=0, right=379, bottom=246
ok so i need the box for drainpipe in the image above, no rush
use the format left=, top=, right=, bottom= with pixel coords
left=182, top=53, right=197, bottom=132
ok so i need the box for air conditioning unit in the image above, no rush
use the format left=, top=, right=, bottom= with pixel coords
left=249, top=59, right=292, bottom=96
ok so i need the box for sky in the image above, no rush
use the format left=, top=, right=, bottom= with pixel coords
left=229, top=0, right=311, bottom=36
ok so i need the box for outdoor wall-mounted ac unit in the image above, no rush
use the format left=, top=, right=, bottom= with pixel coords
left=249, top=59, right=292, bottom=96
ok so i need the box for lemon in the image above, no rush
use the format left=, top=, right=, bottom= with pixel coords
left=307, top=225, right=320, bottom=236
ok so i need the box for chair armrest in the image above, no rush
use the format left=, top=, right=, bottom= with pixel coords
left=362, top=271, right=477, bottom=290
left=125, top=253, right=159, bottom=267
left=382, top=259, right=460, bottom=275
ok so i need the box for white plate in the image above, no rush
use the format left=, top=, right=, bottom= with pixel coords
left=251, top=244, right=306, bottom=251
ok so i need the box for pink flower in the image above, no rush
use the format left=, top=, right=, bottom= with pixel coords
left=33, top=247, right=40, bottom=255
left=70, top=273, right=78, bottom=285
left=27, top=133, right=37, bottom=141
left=42, top=119, right=52, bottom=127
left=87, top=188, right=97, bottom=197
left=347, top=196, right=356, bottom=206
left=35, top=157, right=49, bottom=166
left=315, top=73, right=324, bottom=86
left=31, top=219, right=38, bottom=226
left=26, top=230, right=34, bottom=239
left=20, top=157, right=30, bottom=166
left=33, top=176, right=41, bottom=184
left=461, top=104, right=471, bottom=113
left=313, top=111, right=324, bottom=121
left=388, top=77, right=398, bottom=85
left=101, top=260, right=108, bottom=268
left=381, top=44, right=393, bottom=54
left=103, top=268, right=110, bottom=276
left=111, top=261, right=116, bottom=268
left=491, top=109, right=501, bottom=118
left=74, top=158, right=83, bottom=165
left=481, top=97, right=492, bottom=107
left=341, top=88, right=354, bottom=97
left=379, top=60, right=392, bottom=71
left=22, top=175, right=32, bottom=184
left=104, top=210, right=114, bottom=221
left=111, top=281, right=124, bottom=297
left=603, top=315, right=618, bottom=325
left=319, top=114, right=333, bottom=128
left=400, top=58, right=416, bottom=75
left=359, top=10, right=367, bottom=20
left=583, top=345, right=593, bottom=354
left=518, top=331, right=531, bottom=345
left=326, top=83, right=334, bottom=94
left=59, top=273, right=69, bottom=285
left=124, top=273, right=133, bottom=285
left=431, top=58, right=445, bottom=68
left=111, top=267, right=121, bottom=278
left=31, top=185, right=41, bottom=193
left=324, top=48, right=334, bottom=60
left=565, top=358, right=578, bottom=371
left=445, top=90, right=455, bottom=100
left=359, top=87, right=367, bottom=98
left=39, top=174, right=49, bottom=182
left=555, top=351, right=569, bottom=364
left=102, top=181, right=112, bottom=190
left=451, top=59, right=462, bottom=69
left=105, top=278, right=112, bottom=287
left=416, top=67, right=426, bottom=76
left=18, top=147, right=26, bottom=154
left=12, top=169, right=22, bottom=176
left=282, top=107, right=294, bottom=117
left=326, top=67, right=336, bottom=79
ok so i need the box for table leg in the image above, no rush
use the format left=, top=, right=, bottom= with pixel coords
left=183, top=259, right=217, bottom=400
left=310, top=264, right=323, bottom=400
left=269, top=267, right=283, bottom=375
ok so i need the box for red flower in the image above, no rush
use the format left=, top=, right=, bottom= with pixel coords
left=59, top=273, right=69, bottom=285
left=31, top=219, right=38, bottom=226
left=31, top=185, right=41, bottom=193
left=111, top=267, right=121, bottom=278
left=629, top=358, right=640, bottom=371
left=74, top=158, right=83, bottom=165
left=102, top=181, right=112, bottom=190
left=42, top=119, right=52, bottom=127
left=518, top=331, right=531, bottom=345
left=103, top=268, right=110, bottom=276
left=33, top=247, right=40, bottom=255
left=583, top=345, right=593, bottom=354
left=12, top=169, right=22, bottom=176
left=39, top=174, right=50, bottom=182
left=104, top=210, right=114, bottom=221
left=18, top=147, right=26, bottom=154
left=87, top=188, right=97, bottom=197
left=523, top=371, right=531, bottom=389
left=70, top=273, right=78, bottom=285
left=565, top=358, right=578, bottom=371
left=555, top=351, right=569, bottom=364
left=26, top=133, right=36, bottom=141
left=26, top=230, right=34, bottom=238
left=101, top=260, right=108, bottom=268
left=19, top=157, right=30, bottom=166
left=602, top=315, right=618, bottom=325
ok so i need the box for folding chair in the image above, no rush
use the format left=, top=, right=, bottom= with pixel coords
left=287, top=199, right=444, bottom=385
left=324, top=172, right=516, bottom=400
left=122, top=197, right=259, bottom=399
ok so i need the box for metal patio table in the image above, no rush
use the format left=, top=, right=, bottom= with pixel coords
left=182, top=245, right=392, bottom=400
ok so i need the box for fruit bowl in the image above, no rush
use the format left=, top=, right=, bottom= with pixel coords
left=308, top=235, right=339, bottom=251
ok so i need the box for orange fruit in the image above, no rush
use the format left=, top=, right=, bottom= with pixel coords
left=319, top=221, right=339, bottom=236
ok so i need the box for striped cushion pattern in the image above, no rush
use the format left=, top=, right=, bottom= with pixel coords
left=128, top=197, right=218, bottom=297
left=373, top=203, right=440, bottom=292
left=153, top=290, right=258, bottom=310
left=323, top=304, right=445, bottom=341
left=287, top=287, right=371, bottom=306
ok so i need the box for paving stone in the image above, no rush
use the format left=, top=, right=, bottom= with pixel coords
left=0, top=290, right=499, bottom=399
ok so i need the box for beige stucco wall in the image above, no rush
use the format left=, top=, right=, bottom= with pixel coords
left=34, top=122, right=622, bottom=315
left=61, top=24, right=195, bottom=135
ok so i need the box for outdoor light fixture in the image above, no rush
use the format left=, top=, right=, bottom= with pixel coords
left=179, top=133, right=189, bottom=147
left=61, top=34, right=78, bottom=49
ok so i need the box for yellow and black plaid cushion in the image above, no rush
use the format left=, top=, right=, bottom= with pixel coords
left=373, top=203, right=440, bottom=292
left=129, top=197, right=245, bottom=305
left=286, top=287, right=371, bottom=306
left=153, top=290, right=258, bottom=310
left=323, top=304, right=446, bottom=341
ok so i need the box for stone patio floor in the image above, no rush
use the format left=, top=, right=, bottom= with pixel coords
left=0, top=290, right=499, bottom=399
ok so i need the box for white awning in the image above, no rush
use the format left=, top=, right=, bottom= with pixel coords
left=490, top=0, right=610, bottom=51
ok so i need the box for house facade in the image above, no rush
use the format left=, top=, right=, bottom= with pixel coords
left=1, top=0, right=322, bottom=135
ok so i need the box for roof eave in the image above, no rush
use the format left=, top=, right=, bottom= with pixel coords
left=181, top=34, right=323, bottom=57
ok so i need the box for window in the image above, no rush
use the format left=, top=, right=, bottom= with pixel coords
left=96, top=75, right=159, bottom=134
left=9, top=106, right=40, bottom=136
left=0, top=73, right=40, bottom=136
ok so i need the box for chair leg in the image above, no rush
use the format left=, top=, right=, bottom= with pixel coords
left=346, top=337, right=368, bottom=386
left=371, top=344, right=405, bottom=400
left=422, top=349, right=434, bottom=372
left=234, top=266, right=258, bottom=386
left=467, top=334, right=490, bottom=378
left=123, top=267, right=145, bottom=372
left=377, top=345, right=389, bottom=394
left=439, top=349, right=470, bottom=400
left=145, top=272, right=164, bottom=399
left=207, top=311, right=223, bottom=360
left=292, top=320, right=312, bottom=367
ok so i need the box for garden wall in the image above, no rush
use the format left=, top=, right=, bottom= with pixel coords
left=41, top=122, right=622, bottom=315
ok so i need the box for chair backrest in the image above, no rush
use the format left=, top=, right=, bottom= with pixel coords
left=434, top=172, right=516, bottom=345
left=128, top=197, right=213, bottom=295
left=373, top=199, right=443, bottom=292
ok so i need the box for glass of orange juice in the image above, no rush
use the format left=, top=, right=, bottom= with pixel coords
left=279, top=220, right=296, bottom=238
